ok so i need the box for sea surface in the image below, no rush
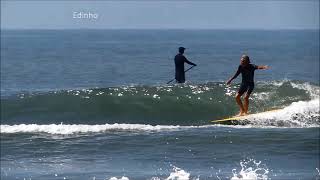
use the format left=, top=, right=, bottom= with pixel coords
left=1, top=30, right=319, bottom=180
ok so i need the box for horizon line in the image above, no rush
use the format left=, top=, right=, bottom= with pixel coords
left=1, top=28, right=319, bottom=31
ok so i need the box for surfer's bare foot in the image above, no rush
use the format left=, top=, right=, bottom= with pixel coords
left=236, top=112, right=245, bottom=116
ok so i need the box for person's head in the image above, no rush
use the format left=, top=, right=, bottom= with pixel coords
left=178, top=47, right=186, bottom=54
left=240, top=55, right=250, bottom=66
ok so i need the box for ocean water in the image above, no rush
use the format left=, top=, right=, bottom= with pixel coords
left=1, top=30, right=319, bottom=180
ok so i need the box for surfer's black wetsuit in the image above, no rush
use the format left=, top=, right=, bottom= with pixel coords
left=231, top=64, right=258, bottom=95
left=174, top=53, right=196, bottom=83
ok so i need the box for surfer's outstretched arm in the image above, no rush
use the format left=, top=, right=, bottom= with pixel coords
left=257, top=65, right=269, bottom=70
left=226, top=66, right=241, bottom=85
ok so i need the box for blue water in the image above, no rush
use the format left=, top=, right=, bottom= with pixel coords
left=1, top=30, right=319, bottom=95
left=1, top=30, right=319, bottom=180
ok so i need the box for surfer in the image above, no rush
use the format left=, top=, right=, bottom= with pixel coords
left=226, top=55, right=269, bottom=116
left=174, top=47, right=197, bottom=83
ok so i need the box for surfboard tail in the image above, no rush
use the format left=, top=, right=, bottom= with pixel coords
left=211, top=109, right=282, bottom=125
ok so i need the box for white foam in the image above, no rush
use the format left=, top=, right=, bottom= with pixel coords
left=0, top=124, right=221, bottom=135
left=246, top=98, right=320, bottom=127
left=290, top=81, right=319, bottom=98
left=105, top=167, right=197, bottom=180
left=231, top=159, right=269, bottom=180
left=97, top=162, right=267, bottom=180
left=0, top=123, right=192, bottom=134
left=165, top=167, right=192, bottom=180
left=109, top=177, right=129, bottom=180
left=251, top=92, right=272, bottom=101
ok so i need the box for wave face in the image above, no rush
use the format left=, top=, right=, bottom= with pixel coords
left=1, top=81, right=319, bottom=127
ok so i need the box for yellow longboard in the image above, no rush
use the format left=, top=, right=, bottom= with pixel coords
left=211, top=109, right=282, bottom=125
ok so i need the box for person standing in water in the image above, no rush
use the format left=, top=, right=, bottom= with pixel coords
left=226, top=55, right=269, bottom=116
left=174, top=47, right=197, bottom=83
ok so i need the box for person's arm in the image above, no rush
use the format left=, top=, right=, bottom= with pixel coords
left=226, top=66, right=241, bottom=85
left=184, top=57, right=197, bottom=66
left=256, top=65, right=269, bottom=70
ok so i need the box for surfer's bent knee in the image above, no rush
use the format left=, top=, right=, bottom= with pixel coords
left=244, top=95, right=250, bottom=100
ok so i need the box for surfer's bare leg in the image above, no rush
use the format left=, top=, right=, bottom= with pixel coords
left=243, top=94, right=250, bottom=115
left=244, top=85, right=254, bottom=115
left=235, top=93, right=245, bottom=116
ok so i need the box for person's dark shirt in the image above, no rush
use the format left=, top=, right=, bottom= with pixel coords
left=174, top=53, right=196, bottom=83
left=232, top=64, right=258, bottom=83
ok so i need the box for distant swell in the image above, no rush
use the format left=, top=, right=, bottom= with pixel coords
left=1, top=80, right=319, bottom=127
